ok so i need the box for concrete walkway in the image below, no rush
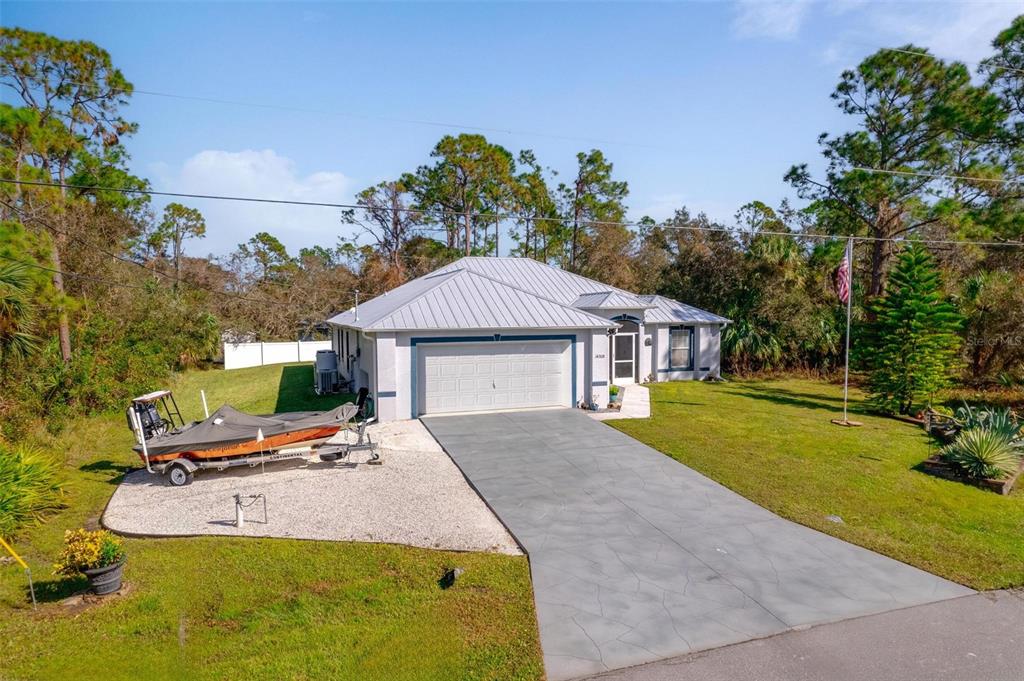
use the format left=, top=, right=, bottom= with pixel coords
left=589, top=385, right=651, bottom=421
left=421, top=409, right=971, bottom=681
left=585, top=590, right=1024, bottom=681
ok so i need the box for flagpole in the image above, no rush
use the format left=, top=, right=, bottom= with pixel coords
left=842, top=236, right=853, bottom=422
left=832, top=237, right=861, bottom=427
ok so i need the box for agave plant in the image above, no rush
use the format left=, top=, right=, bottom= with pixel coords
left=940, top=427, right=1023, bottom=481
left=954, top=404, right=1023, bottom=442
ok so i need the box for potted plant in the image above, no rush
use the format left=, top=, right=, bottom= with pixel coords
left=609, top=385, right=621, bottom=407
left=55, top=529, right=126, bottom=595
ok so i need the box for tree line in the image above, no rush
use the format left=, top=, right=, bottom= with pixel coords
left=1, top=19, right=1023, bottom=437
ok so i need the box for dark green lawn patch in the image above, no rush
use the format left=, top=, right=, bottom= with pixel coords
left=1, top=364, right=542, bottom=681
left=611, top=378, right=1024, bottom=590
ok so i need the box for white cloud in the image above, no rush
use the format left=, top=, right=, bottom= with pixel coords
left=153, top=149, right=353, bottom=256
left=875, top=2, right=1018, bottom=63
left=732, top=0, right=812, bottom=41
left=824, top=1, right=1020, bottom=66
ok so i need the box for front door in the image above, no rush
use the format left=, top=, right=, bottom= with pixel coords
left=612, top=332, right=636, bottom=386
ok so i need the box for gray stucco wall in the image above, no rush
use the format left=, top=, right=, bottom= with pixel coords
left=652, top=323, right=723, bottom=381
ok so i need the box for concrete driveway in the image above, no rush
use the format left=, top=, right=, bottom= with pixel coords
left=421, top=409, right=972, bottom=681
left=585, top=590, right=1024, bottom=681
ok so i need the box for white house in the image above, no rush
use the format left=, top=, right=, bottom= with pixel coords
left=326, top=257, right=729, bottom=421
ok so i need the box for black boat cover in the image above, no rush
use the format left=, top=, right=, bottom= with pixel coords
left=135, top=403, right=359, bottom=456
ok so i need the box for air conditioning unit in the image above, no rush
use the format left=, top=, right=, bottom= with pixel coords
left=314, top=350, right=339, bottom=395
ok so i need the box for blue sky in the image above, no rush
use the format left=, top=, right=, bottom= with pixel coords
left=3, top=1, right=1020, bottom=256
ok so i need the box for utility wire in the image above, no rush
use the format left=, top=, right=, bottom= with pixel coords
left=3, top=177, right=1022, bottom=249
left=0, top=251, right=158, bottom=291
left=134, top=88, right=666, bottom=150
left=852, top=166, right=1023, bottom=186
left=2, top=198, right=360, bottom=311
left=5, top=79, right=664, bottom=151
left=1, top=195, right=362, bottom=306
left=879, top=47, right=1024, bottom=77
left=0, top=197, right=282, bottom=305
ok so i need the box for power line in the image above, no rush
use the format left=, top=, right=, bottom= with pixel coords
left=0, top=195, right=363, bottom=306
left=141, top=88, right=668, bottom=150
left=0, top=248, right=359, bottom=329
left=3, top=176, right=1022, bottom=250
left=0, top=251, right=157, bottom=291
left=0, top=197, right=276, bottom=305
left=879, top=47, right=1024, bottom=77
left=852, top=166, right=1023, bottom=186
left=12, top=79, right=665, bottom=151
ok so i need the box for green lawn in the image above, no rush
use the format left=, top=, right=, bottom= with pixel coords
left=611, top=379, right=1024, bottom=590
left=1, top=364, right=542, bottom=681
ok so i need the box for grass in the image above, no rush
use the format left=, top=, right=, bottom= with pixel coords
left=611, top=378, right=1024, bottom=591
left=0, top=363, right=542, bottom=681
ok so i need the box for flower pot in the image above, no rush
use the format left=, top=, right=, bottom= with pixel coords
left=83, top=559, right=125, bottom=595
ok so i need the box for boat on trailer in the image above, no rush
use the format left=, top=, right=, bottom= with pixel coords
left=127, top=389, right=376, bottom=486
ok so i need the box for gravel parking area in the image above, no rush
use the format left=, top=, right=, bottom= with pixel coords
left=103, top=420, right=520, bottom=554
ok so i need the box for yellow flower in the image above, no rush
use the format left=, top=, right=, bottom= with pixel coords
left=54, top=528, right=124, bottom=576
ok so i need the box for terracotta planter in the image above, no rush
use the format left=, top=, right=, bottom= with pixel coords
left=82, top=559, right=125, bottom=595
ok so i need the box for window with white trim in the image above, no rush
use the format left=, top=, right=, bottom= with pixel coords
left=669, top=326, right=693, bottom=370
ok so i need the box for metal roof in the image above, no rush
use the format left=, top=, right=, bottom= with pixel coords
left=327, top=268, right=616, bottom=331
left=573, top=291, right=655, bottom=310
left=639, top=295, right=731, bottom=324
left=435, top=256, right=621, bottom=303
left=328, top=257, right=728, bottom=331
left=438, top=257, right=728, bottom=325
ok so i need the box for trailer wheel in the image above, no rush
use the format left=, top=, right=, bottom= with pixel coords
left=168, top=462, right=194, bottom=487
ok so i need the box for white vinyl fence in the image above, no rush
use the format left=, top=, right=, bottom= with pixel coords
left=223, top=340, right=331, bottom=370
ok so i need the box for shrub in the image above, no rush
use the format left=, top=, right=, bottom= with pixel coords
left=940, top=427, right=1023, bottom=480
left=954, top=404, right=1022, bottom=441
left=0, top=442, right=65, bottom=539
left=54, top=529, right=126, bottom=576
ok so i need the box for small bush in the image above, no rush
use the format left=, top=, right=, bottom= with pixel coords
left=954, top=404, right=1022, bottom=441
left=0, top=442, right=65, bottom=539
left=941, top=427, right=1023, bottom=480
left=54, top=529, right=126, bottom=575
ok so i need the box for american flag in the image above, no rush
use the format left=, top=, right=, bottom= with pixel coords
left=835, top=239, right=851, bottom=304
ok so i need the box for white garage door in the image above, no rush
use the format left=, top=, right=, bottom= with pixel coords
left=418, top=341, right=571, bottom=416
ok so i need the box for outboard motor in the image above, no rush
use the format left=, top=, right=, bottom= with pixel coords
left=127, top=401, right=165, bottom=440
left=126, top=390, right=184, bottom=441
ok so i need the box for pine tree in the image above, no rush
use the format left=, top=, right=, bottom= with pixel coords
left=863, top=244, right=962, bottom=415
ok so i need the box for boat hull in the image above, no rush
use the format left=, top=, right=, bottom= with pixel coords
left=137, top=425, right=343, bottom=464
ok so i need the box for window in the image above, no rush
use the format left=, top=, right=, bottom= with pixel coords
left=669, top=326, right=693, bottom=370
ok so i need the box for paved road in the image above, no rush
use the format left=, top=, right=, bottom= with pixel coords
left=585, top=590, right=1024, bottom=681
left=422, top=409, right=971, bottom=681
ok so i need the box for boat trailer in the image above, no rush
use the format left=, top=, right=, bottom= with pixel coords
left=127, top=390, right=380, bottom=487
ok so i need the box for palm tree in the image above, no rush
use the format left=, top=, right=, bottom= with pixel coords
left=0, top=262, right=39, bottom=362
left=722, top=317, right=783, bottom=373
